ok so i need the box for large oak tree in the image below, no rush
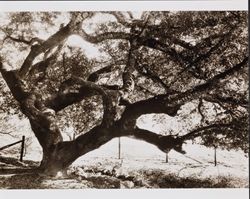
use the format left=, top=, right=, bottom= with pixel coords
left=0, top=11, right=248, bottom=174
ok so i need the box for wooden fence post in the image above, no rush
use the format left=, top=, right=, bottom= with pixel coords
left=166, top=152, right=169, bottom=163
left=118, top=137, right=121, bottom=159
left=20, top=136, right=25, bottom=162
left=214, top=146, right=217, bottom=166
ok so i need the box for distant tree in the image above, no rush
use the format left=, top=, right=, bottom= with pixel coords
left=0, top=11, right=248, bottom=174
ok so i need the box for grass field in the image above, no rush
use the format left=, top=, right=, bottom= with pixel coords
left=0, top=137, right=248, bottom=189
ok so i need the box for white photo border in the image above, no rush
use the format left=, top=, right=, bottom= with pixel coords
left=0, top=1, right=248, bottom=199
left=0, top=0, right=248, bottom=12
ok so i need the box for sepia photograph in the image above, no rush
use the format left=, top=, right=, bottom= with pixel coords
left=0, top=2, right=248, bottom=193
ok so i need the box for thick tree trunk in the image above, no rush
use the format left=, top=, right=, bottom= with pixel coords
left=39, top=144, right=76, bottom=175
left=36, top=125, right=120, bottom=175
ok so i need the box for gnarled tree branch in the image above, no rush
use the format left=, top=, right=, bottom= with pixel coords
left=104, top=11, right=132, bottom=27
left=45, top=76, right=118, bottom=127
left=181, top=123, right=232, bottom=141
left=131, top=127, right=186, bottom=154
left=0, top=63, right=29, bottom=102
left=77, top=30, right=131, bottom=44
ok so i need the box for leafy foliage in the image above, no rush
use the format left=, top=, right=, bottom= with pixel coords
left=0, top=11, right=248, bottom=155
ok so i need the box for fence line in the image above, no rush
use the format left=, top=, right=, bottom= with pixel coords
left=0, top=135, right=25, bottom=162
left=118, top=137, right=121, bottom=159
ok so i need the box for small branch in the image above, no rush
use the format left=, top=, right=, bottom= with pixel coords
left=1, top=27, right=44, bottom=46
left=140, top=38, right=187, bottom=65
left=127, top=12, right=134, bottom=19
left=104, top=12, right=132, bottom=27
left=170, top=56, right=248, bottom=106
left=120, top=46, right=136, bottom=100
left=210, top=94, right=248, bottom=108
left=181, top=123, right=232, bottom=141
left=77, top=30, right=131, bottom=44
left=88, top=65, right=112, bottom=82
left=204, top=95, right=247, bottom=118
left=5, top=35, right=32, bottom=45
left=136, top=84, right=156, bottom=96
left=140, top=12, right=150, bottom=20
left=87, top=59, right=125, bottom=82
left=175, top=28, right=236, bottom=82
left=165, top=36, right=196, bottom=51
left=0, top=131, right=15, bottom=138
left=28, top=44, right=64, bottom=87
left=18, top=22, right=73, bottom=78
left=198, top=98, right=205, bottom=123
left=135, top=64, right=172, bottom=92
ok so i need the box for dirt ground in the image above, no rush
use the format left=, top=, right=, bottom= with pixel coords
left=0, top=155, right=248, bottom=189
left=0, top=137, right=248, bottom=189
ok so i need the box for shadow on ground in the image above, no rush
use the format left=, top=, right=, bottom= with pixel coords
left=0, top=156, right=248, bottom=189
left=0, top=173, right=45, bottom=189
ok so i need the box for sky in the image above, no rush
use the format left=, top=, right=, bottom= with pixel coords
left=67, top=12, right=143, bottom=59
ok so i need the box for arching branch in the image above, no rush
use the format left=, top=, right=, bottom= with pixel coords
left=131, top=127, right=186, bottom=154
left=119, top=43, right=137, bottom=100
left=0, top=63, right=29, bottom=102
left=205, top=94, right=248, bottom=109
left=117, top=56, right=248, bottom=125
left=198, top=98, right=205, bottom=123
left=180, top=123, right=232, bottom=141
left=45, top=76, right=118, bottom=127
left=18, top=23, right=73, bottom=78
left=135, top=63, right=173, bottom=92
left=4, top=35, right=44, bottom=46
left=17, top=12, right=91, bottom=79
left=77, top=30, right=131, bottom=44
left=171, top=56, right=248, bottom=106
left=87, top=59, right=125, bottom=82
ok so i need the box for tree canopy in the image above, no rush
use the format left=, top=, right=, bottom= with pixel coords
left=0, top=11, right=248, bottom=174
